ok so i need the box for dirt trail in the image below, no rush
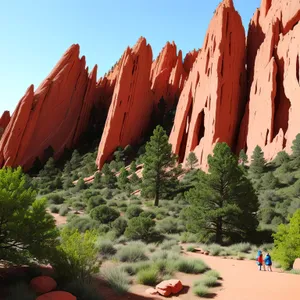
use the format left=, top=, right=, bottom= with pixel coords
left=130, top=252, right=300, bottom=300
left=185, top=252, right=300, bottom=300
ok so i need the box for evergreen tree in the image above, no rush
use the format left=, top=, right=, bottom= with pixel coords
left=239, top=149, right=248, bottom=165
left=63, top=161, right=72, bottom=174
left=185, top=143, right=259, bottom=244
left=261, top=172, right=278, bottom=190
left=118, top=167, right=129, bottom=189
left=92, top=172, right=102, bottom=189
left=130, top=172, right=140, bottom=185
left=186, top=152, right=198, bottom=170
left=291, top=134, right=300, bottom=157
left=130, top=161, right=137, bottom=173
left=274, top=151, right=290, bottom=166
left=63, top=177, right=73, bottom=189
left=75, top=178, right=86, bottom=191
left=249, top=146, right=266, bottom=176
left=141, top=125, right=177, bottom=206
left=70, top=150, right=81, bottom=171
left=101, top=163, right=116, bottom=188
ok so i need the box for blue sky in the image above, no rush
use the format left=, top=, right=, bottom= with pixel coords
left=0, top=0, right=261, bottom=114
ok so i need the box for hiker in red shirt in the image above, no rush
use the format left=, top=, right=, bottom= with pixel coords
left=256, top=250, right=265, bottom=271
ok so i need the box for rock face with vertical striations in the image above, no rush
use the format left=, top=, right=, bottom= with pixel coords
left=237, top=0, right=300, bottom=161
left=169, top=0, right=246, bottom=169
left=0, top=111, right=10, bottom=139
left=0, top=44, right=98, bottom=170
left=150, top=42, right=187, bottom=110
left=96, top=37, right=153, bottom=169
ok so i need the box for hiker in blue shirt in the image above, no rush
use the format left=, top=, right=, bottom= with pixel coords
left=264, top=252, right=272, bottom=272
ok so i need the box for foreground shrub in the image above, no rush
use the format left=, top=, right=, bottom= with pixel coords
left=140, top=210, right=156, bottom=219
left=201, top=275, right=219, bottom=287
left=90, top=205, right=119, bottom=224
left=160, top=239, right=178, bottom=250
left=187, top=246, right=196, bottom=252
left=67, top=216, right=99, bottom=233
left=63, top=279, right=104, bottom=300
left=121, top=261, right=151, bottom=276
left=229, top=242, right=252, bottom=253
left=47, top=193, right=65, bottom=204
left=206, top=244, right=222, bottom=256
left=101, top=267, right=130, bottom=294
left=117, top=242, right=148, bottom=262
left=193, top=283, right=209, bottom=297
left=272, top=210, right=300, bottom=269
left=176, top=259, right=208, bottom=274
left=125, top=216, right=157, bottom=242
left=157, top=217, right=180, bottom=234
left=49, top=204, right=60, bottom=213
left=51, top=228, right=99, bottom=281
left=0, top=167, right=58, bottom=263
left=137, top=267, right=159, bottom=286
left=59, top=205, right=69, bottom=216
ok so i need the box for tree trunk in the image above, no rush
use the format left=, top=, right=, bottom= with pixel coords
left=154, top=192, right=159, bottom=206
left=216, top=217, right=223, bottom=244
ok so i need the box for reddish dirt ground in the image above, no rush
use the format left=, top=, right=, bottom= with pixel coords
left=127, top=253, right=300, bottom=300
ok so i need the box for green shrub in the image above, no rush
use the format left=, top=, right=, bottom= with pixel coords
left=101, top=267, right=130, bottom=294
left=187, top=246, right=196, bottom=252
left=90, top=205, right=119, bottom=224
left=5, top=282, right=36, bottom=300
left=72, top=200, right=86, bottom=212
left=229, top=243, right=252, bottom=253
left=117, top=242, right=148, bottom=262
left=63, top=279, right=104, bottom=300
left=121, top=261, right=151, bottom=276
left=207, top=244, right=222, bottom=256
left=160, top=239, right=178, bottom=250
left=47, top=193, right=65, bottom=204
left=137, top=267, right=159, bottom=286
left=86, top=196, right=106, bottom=212
left=112, top=217, right=128, bottom=237
left=126, top=205, right=143, bottom=219
left=290, top=269, right=300, bottom=275
left=205, top=270, right=220, bottom=279
left=175, top=259, right=208, bottom=274
left=272, top=210, right=300, bottom=269
left=51, top=228, right=99, bottom=280
left=157, top=217, right=180, bottom=234
left=49, top=204, right=59, bottom=213
left=97, top=240, right=116, bottom=256
left=140, top=210, right=156, bottom=219
left=193, top=283, right=209, bottom=297
left=125, top=216, right=157, bottom=242
left=201, top=275, right=219, bottom=287
left=59, top=205, right=69, bottom=216
left=68, top=217, right=99, bottom=233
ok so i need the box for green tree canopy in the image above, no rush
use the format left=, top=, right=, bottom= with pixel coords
left=90, top=205, right=119, bottom=224
left=249, top=146, right=266, bottom=176
left=118, top=167, right=129, bottom=189
left=125, top=216, right=156, bottom=242
left=239, top=149, right=248, bottom=166
left=141, top=125, right=177, bottom=206
left=185, top=152, right=199, bottom=170
left=291, top=134, right=300, bottom=157
left=101, top=163, right=116, bottom=188
left=185, top=143, right=259, bottom=244
left=272, top=209, right=300, bottom=270
left=0, top=167, right=58, bottom=263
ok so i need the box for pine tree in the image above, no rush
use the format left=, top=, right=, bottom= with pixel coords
left=239, top=149, right=248, bottom=165
left=130, top=161, right=137, bottom=173
left=291, top=134, right=300, bottom=157
left=92, top=172, right=102, bottom=189
left=249, top=146, right=266, bottom=176
left=185, top=152, right=198, bottom=170
left=141, top=125, right=177, bottom=206
left=130, top=172, right=140, bottom=185
left=101, top=163, right=116, bottom=188
left=70, top=150, right=81, bottom=171
left=118, top=167, right=129, bottom=189
left=63, top=177, right=73, bottom=189
left=63, top=161, right=72, bottom=174
left=185, top=143, right=259, bottom=244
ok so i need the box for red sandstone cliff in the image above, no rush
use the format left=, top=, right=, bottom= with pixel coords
left=0, top=111, right=10, bottom=139
left=169, top=0, right=246, bottom=169
left=0, top=45, right=98, bottom=170
left=238, top=0, right=300, bottom=160
left=96, top=37, right=153, bottom=169
left=151, top=42, right=187, bottom=110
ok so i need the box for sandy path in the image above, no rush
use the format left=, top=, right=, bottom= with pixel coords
left=185, top=252, right=300, bottom=300
left=129, top=252, right=300, bottom=300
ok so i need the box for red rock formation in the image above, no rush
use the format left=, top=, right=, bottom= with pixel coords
left=238, top=0, right=300, bottom=160
left=0, top=111, right=10, bottom=139
left=151, top=42, right=187, bottom=110
left=0, top=44, right=98, bottom=170
left=169, top=0, right=246, bottom=169
left=96, top=37, right=153, bottom=169
left=183, top=49, right=199, bottom=73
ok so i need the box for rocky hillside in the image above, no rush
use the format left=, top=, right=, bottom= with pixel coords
left=1, top=0, right=300, bottom=171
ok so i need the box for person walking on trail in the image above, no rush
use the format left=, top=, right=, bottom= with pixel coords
left=256, top=250, right=265, bottom=271
left=264, top=252, right=273, bottom=272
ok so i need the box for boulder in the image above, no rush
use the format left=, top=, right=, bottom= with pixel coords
left=293, top=258, right=300, bottom=270
left=30, top=276, right=57, bottom=294
left=145, top=287, right=158, bottom=295
left=166, top=279, right=183, bottom=294
left=156, top=281, right=172, bottom=297
left=36, top=291, right=76, bottom=300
